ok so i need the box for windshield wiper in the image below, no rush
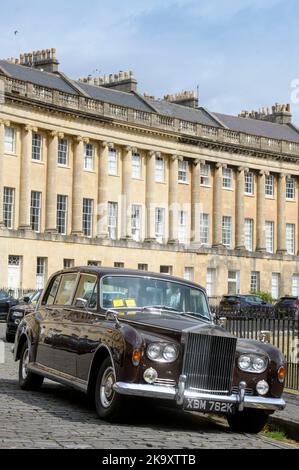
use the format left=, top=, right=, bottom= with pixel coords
left=142, top=305, right=181, bottom=312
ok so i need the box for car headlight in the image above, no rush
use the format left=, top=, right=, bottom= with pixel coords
left=238, top=354, right=268, bottom=373
left=147, top=343, right=179, bottom=363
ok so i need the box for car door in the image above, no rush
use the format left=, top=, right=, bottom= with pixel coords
left=35, top=272, right=79, bottom=376
left=64, top=272, right=102, bottom=381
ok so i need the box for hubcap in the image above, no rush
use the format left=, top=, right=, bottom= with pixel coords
left=100, top=367, right=115, bottom=409
left=22, top=348, right=29, bottom=380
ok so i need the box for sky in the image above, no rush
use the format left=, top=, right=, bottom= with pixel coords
left=1, top=0, right=299, bottom=123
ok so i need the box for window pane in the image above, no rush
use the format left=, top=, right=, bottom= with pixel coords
left=73, top=274, right=97, bottom=308
left=32, top=133, right=42, bottom=161
left=222, top=168, right=232, bottom=189
left=84, top=143, right=94, bottom=170
left=155, top=156, right=165, bottom=182
left=200, top=164, right=210, bottom=186
left=108, top=148, right=118, bottom=175
left=200, top=213, right=209, bottom=245
left=132, top=153, right=141, bottom=178
left=57, top=195, right=67, bottom=234
left=245, top=172, right=254, bottom=195
left=222, top=216, right=232, bottom=248
left=54, top=273, right=78, bottom=305
left=4, top=127, right=15, bottom=153
left=58, top=139, right=68, bottom=165
left=30, top=191, right=42, bottom=232
left=82, top=198, right=93, bottom=237
left=3, top=187, right=14, bottom=229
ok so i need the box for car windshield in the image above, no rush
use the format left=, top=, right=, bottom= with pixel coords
left=0, top=291, right=8, bottom=300
left=102, top=276, right=211, bottom=320
left=243, top=295, right=263, bottom=303
left=30, top=290, right=42, bottom=303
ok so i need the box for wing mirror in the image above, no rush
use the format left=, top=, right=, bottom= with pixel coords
left=105, top=309, right=121, bottom=328
left=75, top=298, right=88, bottom=310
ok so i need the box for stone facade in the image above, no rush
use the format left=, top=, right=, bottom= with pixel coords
left=1, top=51, right=299, bottom=300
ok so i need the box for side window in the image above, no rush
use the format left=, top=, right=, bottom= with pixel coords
left=73, top=274, right=97, bottom=309
left=44, top=275, right=61, bottom=305
left=54, top=273, right=78, bottom=305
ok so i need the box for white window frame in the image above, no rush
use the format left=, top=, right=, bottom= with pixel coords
left=200, top=164, right=210, bottom=186
left=228, top=270, right=240, bottom=295
left=250, top=271, right=260, bottom=293
left=36, top=257, right=47, bottom=289
left=132, top=152, right=142, bottom=179
left=155, top=207, right=165, bottom=243
left=286, top=223, right=295, bottom=255
left=4, top=127, right=16, bottom=154
left=178, top=210, right=187, bottom=244
left=265, top=221, right=274, bottom=253
left=222, top=167, right=233, bottom=189
left=57, top=195, right=68, bottom=235
left=108, top=148, right=118, bottom=176
left=286, top=177, right=295, bottom=200
left=82, top=198, right=93, bottom=238
left=200, top=213, right=209, bottom=245
left=222, top=216, right=232, bottom=248
left=84, top=143, right=94, bottom=171
left=292, top=274, right=299, bottom=296
left=30, top=191, right=42, bottom=233
left=155, top=155, right=165, bottom=182
left=32, top=133, right=42, bottom=161
left=108, top=202, right=118, bottom=240
left=131, top=204, right=142, bottom=241
left=184, top=267, right=194, bottom=281
left=244, top=218, right=253, bottom=251
left=3, top=187, right=15, bottom=229
left=206, top=268, right=216, bottom=297
left=271, top=273, right=280, bottom=300
left=245, top=172, right=254, bottom=195
left=58, top=138, right=69, bottom=166
left=265, top=174, right=274, bottom=197
left=178, top=160, right=188, bottom=183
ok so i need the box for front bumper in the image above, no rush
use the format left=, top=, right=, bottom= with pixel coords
left=114, top=377, right=286, bottom=413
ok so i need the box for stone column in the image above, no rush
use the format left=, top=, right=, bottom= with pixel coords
left=19, top=125, right=34, bottom=230
left=145, top=150, right=157, bottom=242
left=120, top=145, right=133, bottom=239
left=191, top=159, right=202, bottom=244
left=97, top=141, right=109, bottom=238
left=71, top=136, right=85, bottom=235
left=212, top=163, right=224, bottom=247
left=0, top=120, right=5, bottom=227
left=168, top=155, right=179, bottom=243
left=235, top=166, right=246, bottom=249
left=277, top=173, right=287, bottom=254
left=256, top=170, right=266, bottom=251
left=45, top=131, right=60, bottom=233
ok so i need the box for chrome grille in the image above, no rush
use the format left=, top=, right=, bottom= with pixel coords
left=154, top=378, right=176, bottom=388
left=182, top=333, right=237, bottom=395
left=232, top=387, right=254, bottom=396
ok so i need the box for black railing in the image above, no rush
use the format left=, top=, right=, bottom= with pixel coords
left=211, top=306, right=299, bottom=391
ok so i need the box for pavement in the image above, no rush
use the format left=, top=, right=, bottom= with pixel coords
left=0, top=322, right=298, bottom=449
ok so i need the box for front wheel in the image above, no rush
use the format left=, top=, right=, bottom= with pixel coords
left=227, top=409, right=269, bottom=434
left=95, top=357, right=125, bottom=422
left=19, top=341, right=44, bottom=391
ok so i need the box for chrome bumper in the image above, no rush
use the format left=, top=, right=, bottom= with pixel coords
left=114, top=378, right=286, bottom=412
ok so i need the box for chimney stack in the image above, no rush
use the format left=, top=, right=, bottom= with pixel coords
left=239, top=103, right=292, bottom=125
left=164, top=90, right=198, bottom=108
left=14, top=48, right=60, bottom=73
left=78, top=70, right=138, bottom=93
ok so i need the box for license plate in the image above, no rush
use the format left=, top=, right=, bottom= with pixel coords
left=184, top=398, right=236, bottom=414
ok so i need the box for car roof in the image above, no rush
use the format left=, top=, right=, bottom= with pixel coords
left=50, top=266, right=205, bottom=291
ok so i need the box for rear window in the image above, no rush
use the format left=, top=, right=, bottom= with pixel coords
left=279, top=298, right=297, bottom=305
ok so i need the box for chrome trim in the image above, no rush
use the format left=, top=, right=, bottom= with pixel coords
left=238, top=381, right=247, bottom=412
left=28, top=363, right=88, bottom=392
left=113, top=381, right=286, bottom=411
left=177, top=375, right=187, bottom=405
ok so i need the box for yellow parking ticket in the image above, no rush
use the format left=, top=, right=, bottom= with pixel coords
left=112, top=299, right=125, bottom=308
left=125, top=299, right=137, bottom=307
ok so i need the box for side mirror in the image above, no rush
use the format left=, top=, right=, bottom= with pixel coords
left=105, top=309, right=121, bottom=328
left=23, top=297, right=31, bottom=304
left=218, top=317, right=228, bottom=329
left=75, top=298, right=88, bottom=309
left=259, top=331, right=271, bottom=343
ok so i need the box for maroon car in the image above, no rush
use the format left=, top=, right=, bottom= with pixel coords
left=14, top=267, right=286, bottom=433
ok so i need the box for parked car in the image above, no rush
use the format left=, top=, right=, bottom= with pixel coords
left=14, top=267, right=286, bottom=433
left=219, top=294, right=272, bottom=314
left=0, top=290, right=19, bottom=321
left=6, top=289, right=43, bottom=342
left=274, top=296, right=299, bottom=319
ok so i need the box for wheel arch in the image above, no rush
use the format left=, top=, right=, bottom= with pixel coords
left=87, top=344, right=116, bottom=396
left=15, top=333, right=29, bottom=361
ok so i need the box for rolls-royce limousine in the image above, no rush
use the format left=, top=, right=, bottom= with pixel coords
left=14, top=267, right=286, bottom=433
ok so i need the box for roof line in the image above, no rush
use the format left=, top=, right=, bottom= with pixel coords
left=286, top=122, right=299, bottom=135
left=0, top=64, right=11, bottom=77
left=132, top=91, right=158, bottom=113
left=56, top=71, right=88, bottom=97
left=201, top=108, right=228, bottom=129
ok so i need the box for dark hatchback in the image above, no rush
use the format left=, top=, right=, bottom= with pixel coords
left=274, top=296, right=299, bottom=319
left=6, top=290, right=43, bottom=342
left=0, top=290, right=18, bottom=321
left=219, top=295, right=272, bottom=314
left=14, top=267, right=286, bottom=434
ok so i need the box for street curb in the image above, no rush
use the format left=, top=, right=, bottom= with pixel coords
left=268, top=415, right=299, bottom=442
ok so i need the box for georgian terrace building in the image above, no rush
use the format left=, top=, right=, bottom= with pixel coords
left=1, top=48, right=299, bottom=300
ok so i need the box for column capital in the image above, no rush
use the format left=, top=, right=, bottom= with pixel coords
left=193, top=158, right=205, bottom=166
left=258, top=169, right=269, bottom=177
left=171, top=154, right=182, bottom=162
left=0, top=119, right=11, bottom=127
left=82, top=137, right=89, bottom=144
left=125, top=145, right=133, bottom=153
left=215, top=162, right=227, bottom=169
left=49, top=130, right=59, bottom=138
left=74, top=135, right=83, bottom=143
left=149, top=150, right=161, bottom=158
left=24, top=124, right=37, bottom=133
left=278, top=172, right=287, bottom=179
left=237, top=166, right=248, bottom=173
left=101, top=141, right=109, bottom=149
